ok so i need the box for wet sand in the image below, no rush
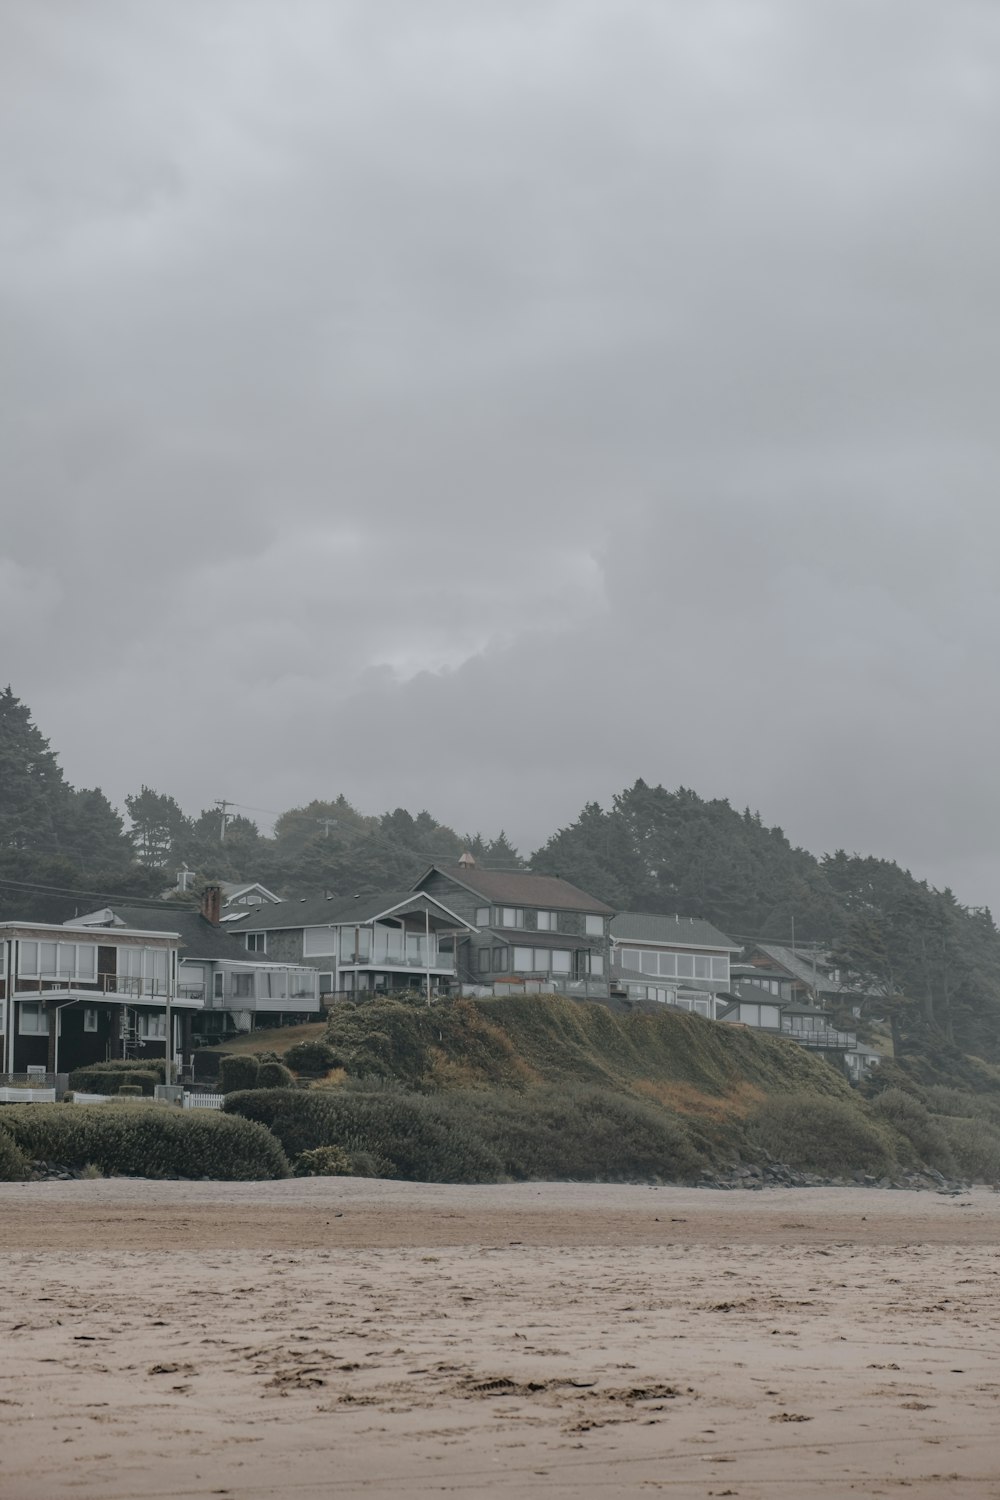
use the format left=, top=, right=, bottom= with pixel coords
left=2, top=1180, right=998, bottom=1498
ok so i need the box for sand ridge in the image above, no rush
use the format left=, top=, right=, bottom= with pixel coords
left=2, top=1181, right=999, bottom=1498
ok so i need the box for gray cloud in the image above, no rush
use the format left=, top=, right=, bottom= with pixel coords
left=3, top=1, right=1000, bottom=906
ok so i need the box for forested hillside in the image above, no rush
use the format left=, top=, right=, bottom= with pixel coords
left=3, top=690, right=1000, bottom=1073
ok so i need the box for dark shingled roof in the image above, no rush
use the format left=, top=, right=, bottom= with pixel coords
left=610, top=912, right=739, bottom=950
left=238, top=889, right=472, bottom=933
left=416, top=865, right=614, bottom=916
left=102, top=906, right=246, bottom=962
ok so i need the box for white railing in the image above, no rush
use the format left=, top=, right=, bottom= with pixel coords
left=0, top=1087, right=56, bottom=1103
left=72, top=1092, right=112, bottom=1104
left=184, top=1092, right=225, bottom=1110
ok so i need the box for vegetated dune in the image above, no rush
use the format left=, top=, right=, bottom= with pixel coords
left=324, top=993, right=852, bottom=1112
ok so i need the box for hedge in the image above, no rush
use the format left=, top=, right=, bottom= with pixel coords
left=83, top=1059, right=167, bottom=1082
left=284, top=1040, right=340, bottom=1074
left=67, top=1067, right=161, bottom=1097
left=0, top=1102, right=290, bottom=1180
left=219, top=1055, right=261, bottom=1093
left=257, top=1061, right=296, bottom=1090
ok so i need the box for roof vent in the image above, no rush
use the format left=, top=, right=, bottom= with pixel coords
left=458, top=851, right=476, bottom=867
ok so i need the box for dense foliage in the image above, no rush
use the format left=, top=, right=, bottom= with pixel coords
left=68, top=1066, right=161, bottom=1096
left=223, top=1084, right=710, bottom=1183
left=0, top=1102, right=289, bottom=1179
left=4, top=690, right=1000, bottom=1077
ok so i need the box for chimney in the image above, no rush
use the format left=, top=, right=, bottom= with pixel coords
left=201, top=884, right=222, bottom=925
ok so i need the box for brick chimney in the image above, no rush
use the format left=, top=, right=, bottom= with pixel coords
left=201, top=883, right=222, bottom=925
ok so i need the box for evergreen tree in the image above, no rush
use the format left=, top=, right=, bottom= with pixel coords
left=124, top=786, right=191, bottom=868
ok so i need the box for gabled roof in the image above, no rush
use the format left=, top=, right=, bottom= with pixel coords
left=414, top=864, right=614, bottom=916
left=74, top=905, right=244, bottom=963
left=750, top=944, right=855, bottom=993
left=221, top=881, right=281, bottom=905
left=610, top=912, right=739, bottom=951
left=238, top=889, right=475, bottom=933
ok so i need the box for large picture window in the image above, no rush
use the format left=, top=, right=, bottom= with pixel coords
left=19, top=941, right=97, bottom=983
left=584, top=915, right=604, bottom=937
left=118, top=947, right=169, bottom=992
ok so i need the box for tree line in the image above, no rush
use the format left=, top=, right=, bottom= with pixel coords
left=3, top=686, right=999, bottom=1071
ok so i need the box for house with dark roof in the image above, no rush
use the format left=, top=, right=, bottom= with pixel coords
left=229, top=889, right=477, bottom=1000
left=1, top=917, right=186, bottom=1078
left=410, top=859, right=614, bottom=998
left=73, top=886, right=321, bottom=1046
left=745, top=943, right=867, bottom=1009
left=609, top=912, right=740, bottom=1017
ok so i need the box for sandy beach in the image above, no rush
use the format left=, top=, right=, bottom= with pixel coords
left=2, top=1180, right=998, bottom=1499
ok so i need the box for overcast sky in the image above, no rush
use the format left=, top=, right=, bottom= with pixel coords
left=4, top=1, right=1000, bottom=904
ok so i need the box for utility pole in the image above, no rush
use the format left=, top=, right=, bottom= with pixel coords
left=215, top=799, right=232, bottom=842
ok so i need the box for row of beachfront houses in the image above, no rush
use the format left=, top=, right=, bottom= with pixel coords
left=0, top=855, right=882, bottom=1082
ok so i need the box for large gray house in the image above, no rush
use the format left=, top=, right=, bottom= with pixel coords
left=411, top=858, right=614, bottom=998
left=228, top=888, right=477, bottom=999
left=609, top=912, right=740, bottom=1017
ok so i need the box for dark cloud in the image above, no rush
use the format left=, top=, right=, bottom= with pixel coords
left=3, top=2, right=999, bottom=905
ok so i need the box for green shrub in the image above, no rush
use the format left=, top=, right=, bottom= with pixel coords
left=219, top=1055, right=261, bottom=1093
left=284, top=1040, right=340, bottom=1074
left=257, top=1061, right=296, bottom=1090
left=224, top=1088, right=504, bottom=1183
left=935, top=1116, right=1000, bottom=1182
left=0, top=1125, right=28, bottom=1182
left=294, top=1145, right=352, bottom=1176
left=870, top=1088, right=957, bottom=1175
left=921, top=1086, right=1000, bottom=1127
left=746, top=1092, right=894, bottom=1176
left=224, top=1084, right=710, bottom=1184
left=85, top=1059, right=167, bottom=1082
left=68, top=1067, right=160, bottom=1096
left=0, top=1102, right=289, bottom=1180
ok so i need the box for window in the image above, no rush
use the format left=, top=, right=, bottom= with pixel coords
left=658, top=952, right=676, bottom=977
left=478, top=948, right=491, bottom=973
left=694, top=955, right=711, bottom=979
left=501, top=908, right=524, bottom=928
left=641, top=950, right=658, bottom=975
left=289, top=972, right=317, bottom=999
left=711, top=957, right=729, bottom=981
left=475, top=907, right=491, bottom=927
left=492, top=947, right=509, bottom=972
left=19, top=1002, right=45, bottom=1035
left=232, top=973, right=253, bottom=999
left=318, top=972, right=334, bottom=995
left=513, top=946, right=534, bottom=972
left=137, top=1011, right=167, bottom=1041
left=118, top=947, right=168, bottom=992
left=675, top=953, right=694, bottom=978
left=584, top=915, right=604, bottom=937
left=583, top=952, right=604, bottom=977
left=246, top=933, right=266, bottom=954
left=337, top=927, right=371, bottom=961
left=83, top=1008, right=98, bottom=1032
left=304, top=925, right=337, bottom=958
left=551, top=949, right=572, bottom=975
left=258, top=971, right=287, bottom=1000
left=19, top=940, right=97, bottom=982
left=213, top=972, right=224, bottom=999
left=621, top=948, right=641, bottom=972
left=536, top=911, right=558, bottom=931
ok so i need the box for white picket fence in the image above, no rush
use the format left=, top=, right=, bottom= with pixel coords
left=68, top=1086, right=224, bottom=1110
